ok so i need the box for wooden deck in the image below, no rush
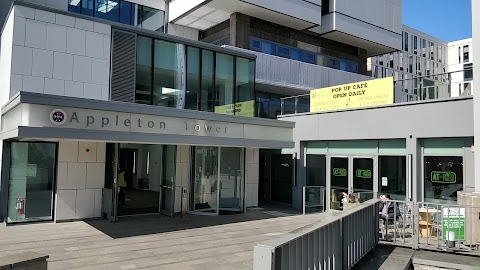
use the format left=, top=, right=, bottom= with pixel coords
left=0, top=208, right=328, bottom=270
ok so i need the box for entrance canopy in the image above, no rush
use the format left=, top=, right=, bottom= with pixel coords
left=1, top=92, right=294, bottom=149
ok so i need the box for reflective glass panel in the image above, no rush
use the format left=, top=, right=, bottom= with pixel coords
left=214, top=53, right=234, bottom=115
left=153, top=40, right=185, bottom=108
left=185, top=47, right=200, bottom=110
left=235, top=57, right=255, bottom=117
left=201, top=50, right=215, bottom=112
left=136, top=36, right=153, bottom=105
left=7, top=142, right=56, bottom=223
left=219, top=148, right=242, bottom=210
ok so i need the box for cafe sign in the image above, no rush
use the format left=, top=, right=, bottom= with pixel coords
left=431, top=171, right=457, bottom=184
left=310, top=77, right=394, bottom=112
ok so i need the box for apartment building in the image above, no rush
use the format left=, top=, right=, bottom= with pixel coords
left=448, top=38, right=473, bottom=97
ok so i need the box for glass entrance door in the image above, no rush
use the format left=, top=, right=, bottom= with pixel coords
left=219, top=148, right=243, bottom=212
left=329, top=156, right=376, bottom=210
left=160, top=145, right=176, bottom=216
left=352, top=157, right=374, bottom=202
left=330, top=157, right=349, bottom=210
left=191, top=147, right=219, bottom=215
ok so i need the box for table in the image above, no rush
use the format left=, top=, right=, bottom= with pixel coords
left=419, top=208, right=439, bottom=237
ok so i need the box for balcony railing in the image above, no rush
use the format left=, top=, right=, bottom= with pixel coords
left=279, top=70, right=472, bottom=115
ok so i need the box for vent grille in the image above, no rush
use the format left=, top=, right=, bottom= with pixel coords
left=111, top=30, right=136, bottom=102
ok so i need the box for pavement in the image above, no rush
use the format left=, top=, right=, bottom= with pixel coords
left=0, top=206, right=328, bottom=270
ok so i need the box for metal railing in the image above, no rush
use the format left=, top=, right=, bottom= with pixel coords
left=303, top=186, right=325, bottom=215
left=279, top=70, right=471, bottom=115
left=253, top=199, right=380, bottom=270
left=378, top=200, right=480, bottom=254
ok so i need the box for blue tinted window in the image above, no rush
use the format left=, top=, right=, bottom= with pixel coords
left=304, top=52, right=316, bottom=64
left=291, top=49, right=302, bottom=61
left=95, top=0, right=120, bottom=22
left=119, top=1, right=133, bottom=25
left=251, top=39, right=261, bottom=51
left=68, top=0, right=81, bottom=13
left=339, top=60, right=349, bottom=71
left=261, top=41, right=276, bottom=55
left=277, top=46, right=290, bottom=58
left=82, top=0, right=94, bottom=16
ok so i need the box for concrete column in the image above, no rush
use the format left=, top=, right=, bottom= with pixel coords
left=473, top=0, right=480, bottom=192
left=229, top=13, right=251, bottom=49
left=358, top=48, right=368, bottom=75
left=406, top=136, right=421, bottom=202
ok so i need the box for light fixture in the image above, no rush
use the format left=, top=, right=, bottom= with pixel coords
left=146, top=152, right=150, bottom=175
left=133, top=151, right=136, bottom=173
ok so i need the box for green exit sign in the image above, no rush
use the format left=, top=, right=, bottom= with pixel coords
left=333, top=168, right=347, bottom=177
left=431, top=171, right=457, bottom=184
left=356, top=169, right=372, bottom=179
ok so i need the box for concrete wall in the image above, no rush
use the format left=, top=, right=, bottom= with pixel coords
left=8, top=5, right=111, bottom=101
left=245, top=148, right=259, bottom=208
left=168, top=24, right=198, bottom=41
left=473, top=0, right=480, bottom=192
left=0, top=7, right=14, bottom=112
left=55, top=140, right=106, bottom=221
left=280, top=98, right=473, bottom=146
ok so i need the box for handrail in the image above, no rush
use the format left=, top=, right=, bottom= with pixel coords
left=253, top=199, right=380, bottom=270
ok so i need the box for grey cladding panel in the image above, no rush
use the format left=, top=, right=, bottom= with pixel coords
left=111, top=30, right=136, bottom=103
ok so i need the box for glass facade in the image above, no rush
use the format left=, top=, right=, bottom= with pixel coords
left=68, top=0, right=165, bottom=32
left=379, top=156, right=406, bottom=200
left=424, top=156, right=463, bottom=203
left=7, top=142, right=56, bottom=223
left=135, top=35, right=255, bottom=116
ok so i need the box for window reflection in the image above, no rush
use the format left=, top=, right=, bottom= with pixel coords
left=424, top=156, right=463, bottom=203
left=134, top=36, right=256, bottom=116
left=68, top=0, right=165, bottom=32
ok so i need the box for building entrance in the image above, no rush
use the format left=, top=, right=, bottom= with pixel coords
left=328, top=156, right=376, bottom=210
left=104, top=143, right=176, bottom=220
left=190, top=146, right=244, bottom=215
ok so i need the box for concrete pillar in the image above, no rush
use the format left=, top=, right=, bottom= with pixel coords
left=229, top=13, right=251, bottom=49
left=406, top=136, right=421, bottom=202
left=358, top=48, right=368, bottom=76
left=473, top=0, right=480, bottom=192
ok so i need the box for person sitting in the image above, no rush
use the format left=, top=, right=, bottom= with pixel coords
left=380, top=194, right=401, bottom=224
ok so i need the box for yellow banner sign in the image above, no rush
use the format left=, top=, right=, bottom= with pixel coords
left=215, top=100, right=255, bottom=117
left=310, top=77, right=394, bottom=112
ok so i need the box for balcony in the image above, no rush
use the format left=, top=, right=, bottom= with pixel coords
left=169, top=0, right=321, bottom=31
left=278, top=70, right=472, bottom=115
left=224, top=46, right=372, bottom=96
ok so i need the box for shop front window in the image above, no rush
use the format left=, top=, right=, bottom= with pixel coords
left=424, top=156, right=463, bottom=203
left=7, top=142, right=56, bottom=223
left=379, top=156, right=406, bottom=200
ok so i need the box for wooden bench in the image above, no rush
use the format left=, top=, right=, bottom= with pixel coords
left=0, top=252, right=48, bottom=270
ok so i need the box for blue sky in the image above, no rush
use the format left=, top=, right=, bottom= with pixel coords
left=403, top=0, right=472, bottom=42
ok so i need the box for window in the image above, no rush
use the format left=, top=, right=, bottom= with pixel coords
left=135, top=36, right=153, bottom=105
left=7, top=142, right=57, bottom=223
left=250, top=38, right=319, bottom=67
left=458, top=47, right=461, bottom=63
left=235, top=58, right=255, bottom=117
left=277, top=46, right=290, bottom=58
left=135, top=35, right=256, bottom=116
left=95, top=0, right=119, bottom=22
left=185, top=47, right=201, bottom=111
left=69, top=0, right=165, bottom=32
left=260, top=41, right=276, bottom=55
left=463, top=45, right=469, bottom=62
left=413, top=35, right=418, bottom=54
left=306, top=155, right=326, bottom=186
left=153, top=40, right=184, bottom=108
left=424, top=156, right=463, bottom=203
left=215, top=53, right=235, bottom=115
left=379, top=156, right=406, bottom=200
left=404, top=32, right=409, bottom=52
left=464, top=63, right=473, bottom=81
left=201, top=50, right=215, bottom=112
